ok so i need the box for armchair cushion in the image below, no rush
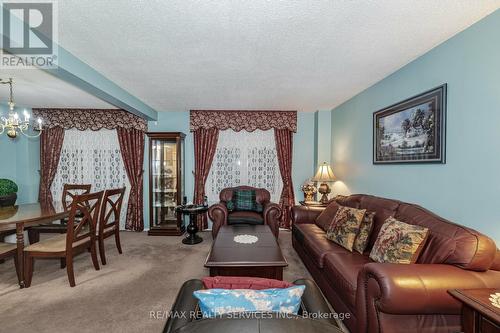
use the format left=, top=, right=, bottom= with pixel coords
left=227, top=211, right=264, bottom=225
left=231, top=189, right=262, bottom=212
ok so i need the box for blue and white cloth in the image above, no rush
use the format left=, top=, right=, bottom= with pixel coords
left=193, top=285, right=306, bottom=318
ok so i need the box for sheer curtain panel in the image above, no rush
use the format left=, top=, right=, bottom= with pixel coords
left=206, top=129, right=283, bottom=205
left=51, top=129, right=131, bottom=229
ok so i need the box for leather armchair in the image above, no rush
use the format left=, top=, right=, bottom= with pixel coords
left=163, top=278, right=340, bottom=333
left=208, top=186, right=281, bottom=239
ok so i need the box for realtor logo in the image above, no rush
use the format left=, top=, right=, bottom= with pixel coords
left=1, top=0, right=58, bottom=68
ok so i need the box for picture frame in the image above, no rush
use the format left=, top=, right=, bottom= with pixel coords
left=373, top=84, right=447, bottom=164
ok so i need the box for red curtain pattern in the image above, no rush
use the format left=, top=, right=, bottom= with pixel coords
left=190, top=110, right=297, bottom=132
left=117, top=127, right=145, bottom=231
left=193, top=127, right=219, bottom=230
left=275, top=128, right=295, bottom=228
left=32, top=108, right=147, bottom=131
left=38, top=127, right=65, bottom=203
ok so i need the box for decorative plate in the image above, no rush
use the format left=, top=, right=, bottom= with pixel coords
left=233, top=234, right=259, bottom=244
left=489, top=292, right=500, bottom=309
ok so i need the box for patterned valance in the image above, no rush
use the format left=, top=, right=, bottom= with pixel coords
left=190, top=110, right=297, bottom=133
left=32, top=108, right=148, bottom=132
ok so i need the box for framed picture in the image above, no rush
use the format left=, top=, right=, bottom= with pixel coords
left=373, top=84, right=446, bottom=164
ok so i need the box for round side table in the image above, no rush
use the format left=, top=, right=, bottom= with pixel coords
left=176, top=205, right=208, bottom=245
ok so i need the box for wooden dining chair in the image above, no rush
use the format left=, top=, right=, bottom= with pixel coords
left=23, top=191, right=104, bottom=287
left=98, top=187, right=126, bottom=265
left=0, top=242, right=20, bottom=283
left=28, top=184, right=92, bottom=244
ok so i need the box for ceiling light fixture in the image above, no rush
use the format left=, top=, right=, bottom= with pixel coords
left=0, top=78, right=43, bottom=139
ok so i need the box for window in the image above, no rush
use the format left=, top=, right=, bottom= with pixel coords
left=206, top=129, right=282, bottom=204
left=51, top=129, right=130, bottom=229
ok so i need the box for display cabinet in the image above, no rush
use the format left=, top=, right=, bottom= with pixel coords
left=147, top=132, right=186, bottom=236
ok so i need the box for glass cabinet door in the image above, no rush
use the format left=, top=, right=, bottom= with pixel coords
left=148, top=132, right=186, bottom=236
left=151, top=139, right=178, bottom=228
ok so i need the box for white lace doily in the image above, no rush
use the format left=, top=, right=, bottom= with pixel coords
left=489, top=292, right=500, bottom=309
left=233, top=234, right=259, bottom=244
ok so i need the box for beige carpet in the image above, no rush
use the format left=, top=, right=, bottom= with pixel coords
left=0, top=230, right=312, bottom=333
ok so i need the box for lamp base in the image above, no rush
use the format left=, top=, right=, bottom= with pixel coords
left=317, top=182, right=331, bottom=204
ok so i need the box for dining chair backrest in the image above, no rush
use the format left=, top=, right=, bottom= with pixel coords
left=98, top=188, right=126, bottom=234
left=62, top=184, right=92, bottom=211
left=65, top=191, right=104, bottom=252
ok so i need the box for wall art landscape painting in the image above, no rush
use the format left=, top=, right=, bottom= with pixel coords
left=373, top=85, right=446, bottom=164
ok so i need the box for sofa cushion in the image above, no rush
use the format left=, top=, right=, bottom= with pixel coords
left=370, top=217, right=429, bottom=264
left=323, top=252, right=372, bottom=311
left=326, top=206, right=366, bottom=252
left=315, top=202, right=340, bottom=231
left=334, top=194, right=362, bottom=208
left=193, top=285, right=306, bottom=318
left=358, top=195, right=401, bottom=249
left=395, top=203, right=497, bottom=270
left=353, top=211, right=375, bottom=254
left=227, top=211, right=264, bottom=225
left=294, top=224, right=348, bottom=268
left=202, top=276, right=293, bottom=290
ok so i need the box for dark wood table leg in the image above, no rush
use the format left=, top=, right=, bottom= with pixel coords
left=16, top=224, right=25, bottom=288
left=182, top=213, right=203, bottom=245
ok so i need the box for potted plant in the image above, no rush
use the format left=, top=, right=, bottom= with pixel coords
left=0, top=179, right=18, bottom=207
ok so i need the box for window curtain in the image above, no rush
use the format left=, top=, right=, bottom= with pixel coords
left=193, top=127, right=219, bottom=230
left=206, top=129, right=283, bottom=205
left=51, top=129, right=131, bottom=229
left=33, top=108, right=147, bottom=231
left=190, top=110, right=297, bottom=228
left=38, top=127, right=65, bottom=203
left=117, top=127, right=145, bottom=231
left=275, top=128, right=295, bottom=228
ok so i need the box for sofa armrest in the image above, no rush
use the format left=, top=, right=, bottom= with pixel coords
left=263, top=202, right=281, bottom=238
left=357, top=263, right=500, bottom=315
left=208, top=203, right=228, bottom=238
left=291, top=205, right=325, bottom=225
left=163, top=279, right=204, bottom=333
left=356, top=263, right=500, bottom=333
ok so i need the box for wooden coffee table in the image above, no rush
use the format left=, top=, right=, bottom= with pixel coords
left=205, top=225, right=288, bottom=280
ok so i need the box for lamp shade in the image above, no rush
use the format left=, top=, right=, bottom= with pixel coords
left=313, top=162, right=336, bottom=182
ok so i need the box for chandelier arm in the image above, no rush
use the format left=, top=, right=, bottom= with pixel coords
left=19, top=126, right=42, bottom=138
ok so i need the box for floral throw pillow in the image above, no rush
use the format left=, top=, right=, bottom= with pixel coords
left=353, top=211, right=376, bottom=254
left=370, top=217, right=429, bottom=264
left=193, top=285, right=305, bottom=318
left=326, top=206, right=366, bottom=251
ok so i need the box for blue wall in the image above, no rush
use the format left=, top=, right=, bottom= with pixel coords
left=144, top=111, right=316, bottom=229
left=0, top=105, right=40, bottom=204
left=314, top=110, right=332, bottom=172
left=330, top=10, right=500, bottom=244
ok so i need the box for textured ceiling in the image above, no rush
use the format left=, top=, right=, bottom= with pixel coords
left=2, top=1, right=499, bottom=112
left=0, top=69, right=114, bottom=109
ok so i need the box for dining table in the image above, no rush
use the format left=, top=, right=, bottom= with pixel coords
left=0, top=201, right=69, bottom=288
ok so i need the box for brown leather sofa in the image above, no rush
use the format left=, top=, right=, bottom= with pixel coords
left=208, top=186, right=281, bottom=239
left=292, top=194, right=500, bottom=333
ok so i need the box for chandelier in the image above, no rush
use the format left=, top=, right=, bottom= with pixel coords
left=0, top=78, right=43, bottom=139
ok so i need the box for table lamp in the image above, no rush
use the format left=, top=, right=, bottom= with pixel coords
left=313, top=162, right=336, bottom=204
